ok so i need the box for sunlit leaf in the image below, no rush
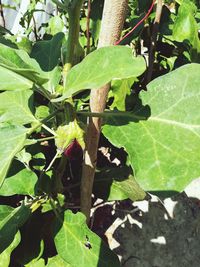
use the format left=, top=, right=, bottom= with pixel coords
left=0, top=66, right=33, bottom=91
left=0, top=125, right=28, bottom=187
left=53, top=46, right=145, bottom=101
left=103, top=63, right=200, bottom=194
left=54, top=210, right=120, bottom=267
left=0, top=90, right=37, bottom=125
left=0, top=43, right=48, bottom=85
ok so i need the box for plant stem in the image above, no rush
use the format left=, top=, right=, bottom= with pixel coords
left=80, top=0, right=129, bottom=224
left=86, top=0, right=91, bottom=55
left=147, top=0, right=163, bottom=83
left=0, top=0, right=5, bottom=27
left=63, top=0, right=84, bottom=79
left=45, top=150, right=60, bottom=172
left=51, top=1, right=84, bottom=194
left=42, top=124, right=57, bottom=136
left=36, top=136, right=56, bottom=142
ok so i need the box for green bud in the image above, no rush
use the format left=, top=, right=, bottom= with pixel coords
left=55, top=119, right=85, bottom=153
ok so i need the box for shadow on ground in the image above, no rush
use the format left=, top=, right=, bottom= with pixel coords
left=108, top=193, right=200, bottom=267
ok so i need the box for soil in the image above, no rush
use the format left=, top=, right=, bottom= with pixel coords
left=102, top=178, right=200, bottom=267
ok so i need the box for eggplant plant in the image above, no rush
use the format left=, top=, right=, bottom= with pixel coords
left=0, top=0, right=200, bottom=266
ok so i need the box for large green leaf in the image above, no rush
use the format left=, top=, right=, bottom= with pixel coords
left=0, top=167, right=37, bottom=196
left=0, top=66, right=33, bottom=91
left=94, top=167, right=146, bottom=201
left=0, top=231, right=21, bottom=267
left=53, top=46, right=145, bottom=101
left=0, top=204, right=31, bottom=254
left=103, top=63, right=200, bottom=194
left=0, top=125, right=28, bottom=187
left=31, top=32, right=64, bottom=71
left=0, top=90, right=37, bottom=125
left=54, top=210, right=120, bottom=267
left=0, top=43, right=48, bottom=85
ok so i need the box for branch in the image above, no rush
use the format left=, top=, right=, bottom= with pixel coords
left=86, top=0, right=91, bottom=55
left=80, top=0, right=128, bottom=224
left=115, top=0, right=156, bottom=45
left=147, top=0, right=163, bottom=84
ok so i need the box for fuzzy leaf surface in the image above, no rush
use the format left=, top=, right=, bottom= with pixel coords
left=54, top=46, right=145, bottom=101
left=0, top=167, right=37, bottom=196
left=0, top=90, right=37, bottom=125
left=0, top=43, right=48, bottom=85
left=0, top=125, right=28, bottom=187
left=54, top=210, right=120, bottom=267
left=103, top=63, right=200, bottom=193
left=0, top=66, right=33, bottom=91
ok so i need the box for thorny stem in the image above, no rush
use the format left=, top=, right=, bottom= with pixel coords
left=147, top=0, right=163, bottom=83
left=80, top=0, right=129, bottom=224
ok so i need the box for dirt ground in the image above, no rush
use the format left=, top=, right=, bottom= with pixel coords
left=105, top=178, right=200, bottom=267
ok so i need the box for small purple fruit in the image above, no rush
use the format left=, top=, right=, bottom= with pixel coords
left=63, top=139, right=83, bottom=160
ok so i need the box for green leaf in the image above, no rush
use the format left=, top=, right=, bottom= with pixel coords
left=0, top=125, right=28, bottom=187
left=43, top=66, right=62, bottom=94
left=0, top=204, right=31, bottom=254
left=31, top=33, right=64, bottom=71
left=90, top=0, right=103, bottom=44
left=35, top=105, right=50, bottom=121
left=25, top=259, right=46, bottom=267
left=0, top=90, right=37, bottom=125
left=53, top=46, right=146, bottom=101
left=47, top=16, right=65, bottom=35
left=110, top=175, right=146, bottom=201
left=0, top=43, right=48, bottom=85
left=0, top=231, right=21, bottom=267
left=54, top=210, right=120, bottom=267
left=0, top=167, right=37, bottom=196
left=103, top=63, right=200, bottom=194
left=173, top=0, right=200, bottom=62
left=47, top=255, right=72, bottom=267
left=13, top=212, right=44, bottom=265
left=109, top=78, right=135, bottom=111
left=16, top=150, right=32, bottom=166
left=0, top=205, right=13, bottom=220
left=0, top=66, right=33, bottom=91
left=94, top=167, right=146, bottom=201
